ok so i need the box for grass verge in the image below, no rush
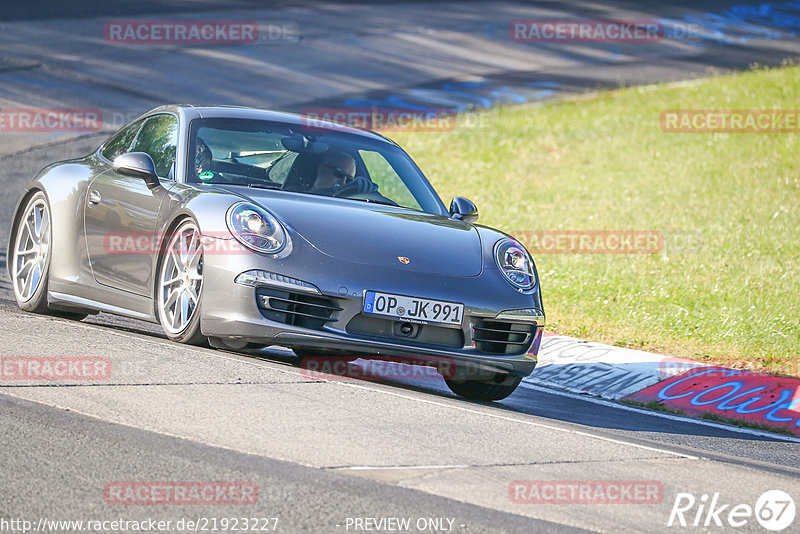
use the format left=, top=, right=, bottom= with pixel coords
left=391, top=64, right=800, bottom=377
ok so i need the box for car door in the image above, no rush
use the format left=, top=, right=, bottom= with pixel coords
left=84, top=113, right=178, bottom=296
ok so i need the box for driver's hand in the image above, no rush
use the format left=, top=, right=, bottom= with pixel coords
left=334, top=177, right=378, bottom=197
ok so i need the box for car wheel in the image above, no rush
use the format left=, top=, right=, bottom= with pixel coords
left=156, top=218, right=206, bottom=345
left=11, top=192, right=54, bottom=314
left=444, top=374, right=523, bottom=401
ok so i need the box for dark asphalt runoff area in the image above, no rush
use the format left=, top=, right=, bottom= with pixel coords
left=2, top=1, right=800, bottom=532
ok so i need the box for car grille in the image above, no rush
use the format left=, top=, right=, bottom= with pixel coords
left=345, top=314, right=464, bottom=348
left=472, top=319, right=537, bottom=355
left=256, top=288, right=342, bottom=330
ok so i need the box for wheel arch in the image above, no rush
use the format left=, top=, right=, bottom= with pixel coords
left=6, top=186, right=47, bottom=281
left=151, top=212, right=198, bottom=319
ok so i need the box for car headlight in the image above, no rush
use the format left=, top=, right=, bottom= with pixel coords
left=495, top=238, right=537, bottom=290
left=226, top=202, right=287, bottom=254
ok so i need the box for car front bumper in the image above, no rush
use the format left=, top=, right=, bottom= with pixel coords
left=199, top=236, right=545, bottom=378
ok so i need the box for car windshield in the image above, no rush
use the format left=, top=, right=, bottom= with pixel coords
left=187, top=118, right=446, bottom=214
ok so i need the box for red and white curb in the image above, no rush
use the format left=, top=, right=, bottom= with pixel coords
left=525, top=333, right=706, bottom=399
left=525, top=333, right=800, bottom=438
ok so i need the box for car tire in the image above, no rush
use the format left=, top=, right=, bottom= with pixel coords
left=155, top=218, right=206, bottom=345
left=51, top=310, right=90, bottom=321
left=444, top=374, right=523, bottom=401
left=292, top=347, right=358, bottom=361
left=208, top=337, right=266, bottom=351
left=11, top=191, right=54, bottom=314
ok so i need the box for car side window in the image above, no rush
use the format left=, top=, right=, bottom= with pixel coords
left=101, top=119, right=144, bottom=162
left=129, top=114, right=179, bottom=179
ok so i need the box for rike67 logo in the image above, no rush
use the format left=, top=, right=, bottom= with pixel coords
left=668, top=490, right=795, bottom=531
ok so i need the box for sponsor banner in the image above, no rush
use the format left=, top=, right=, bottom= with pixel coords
left=509, top=480, right=663, bottom=504
left=1, top=357, right=111, bottom=381
left=0, top=108, right=102, bottom=133
left=514, top=230, right=664, bottom=254
left=660, top=110, right=800, bottom=133
left=510, top=20, right=662, bottom=43
left=104, top=481, right=258, bottom=505
left=301, top=108, right=456, bottom=132
left=625, top=367, right=800, bottom=436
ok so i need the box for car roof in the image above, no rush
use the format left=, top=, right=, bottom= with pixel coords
left=144, top=104, right=395, bottom=145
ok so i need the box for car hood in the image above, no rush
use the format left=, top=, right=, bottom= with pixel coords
left=217, top=186, right=483, bottom=277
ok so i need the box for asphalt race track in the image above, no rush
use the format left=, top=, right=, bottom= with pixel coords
left=2, top=1, right=800, bottom=532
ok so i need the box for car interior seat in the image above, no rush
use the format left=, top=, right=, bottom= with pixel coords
left=282, top=153, right=319, bottom=192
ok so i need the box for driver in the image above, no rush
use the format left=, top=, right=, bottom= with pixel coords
left=309, top=151, right=378, bottom=196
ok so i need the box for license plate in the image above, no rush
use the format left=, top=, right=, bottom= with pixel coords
left=363, top=291, right=464, bottom=327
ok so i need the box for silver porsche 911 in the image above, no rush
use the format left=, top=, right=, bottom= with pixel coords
left=8, top=105, right=545, bottom=401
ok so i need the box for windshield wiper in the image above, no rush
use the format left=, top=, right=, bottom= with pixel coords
left=353, top=197, right=399, bottom=207
left=245, top=182, right=281, bottom=190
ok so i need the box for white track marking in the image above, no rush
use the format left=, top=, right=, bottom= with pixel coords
left=33, top=314, right=798, bottom=448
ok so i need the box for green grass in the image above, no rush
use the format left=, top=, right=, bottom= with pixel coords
left=389, top=64, right=800, bottom=377
left=622, top=399, right=687, bottom=417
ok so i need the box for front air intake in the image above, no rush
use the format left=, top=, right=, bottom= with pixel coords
left=472, top=319, right=536, bottom=355
left=256, top=287, right=342, bottom=330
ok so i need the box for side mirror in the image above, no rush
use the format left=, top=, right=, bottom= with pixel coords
left=113, top=152, right=160, bottom=189
left=449, top=196, right=478, bottom=223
